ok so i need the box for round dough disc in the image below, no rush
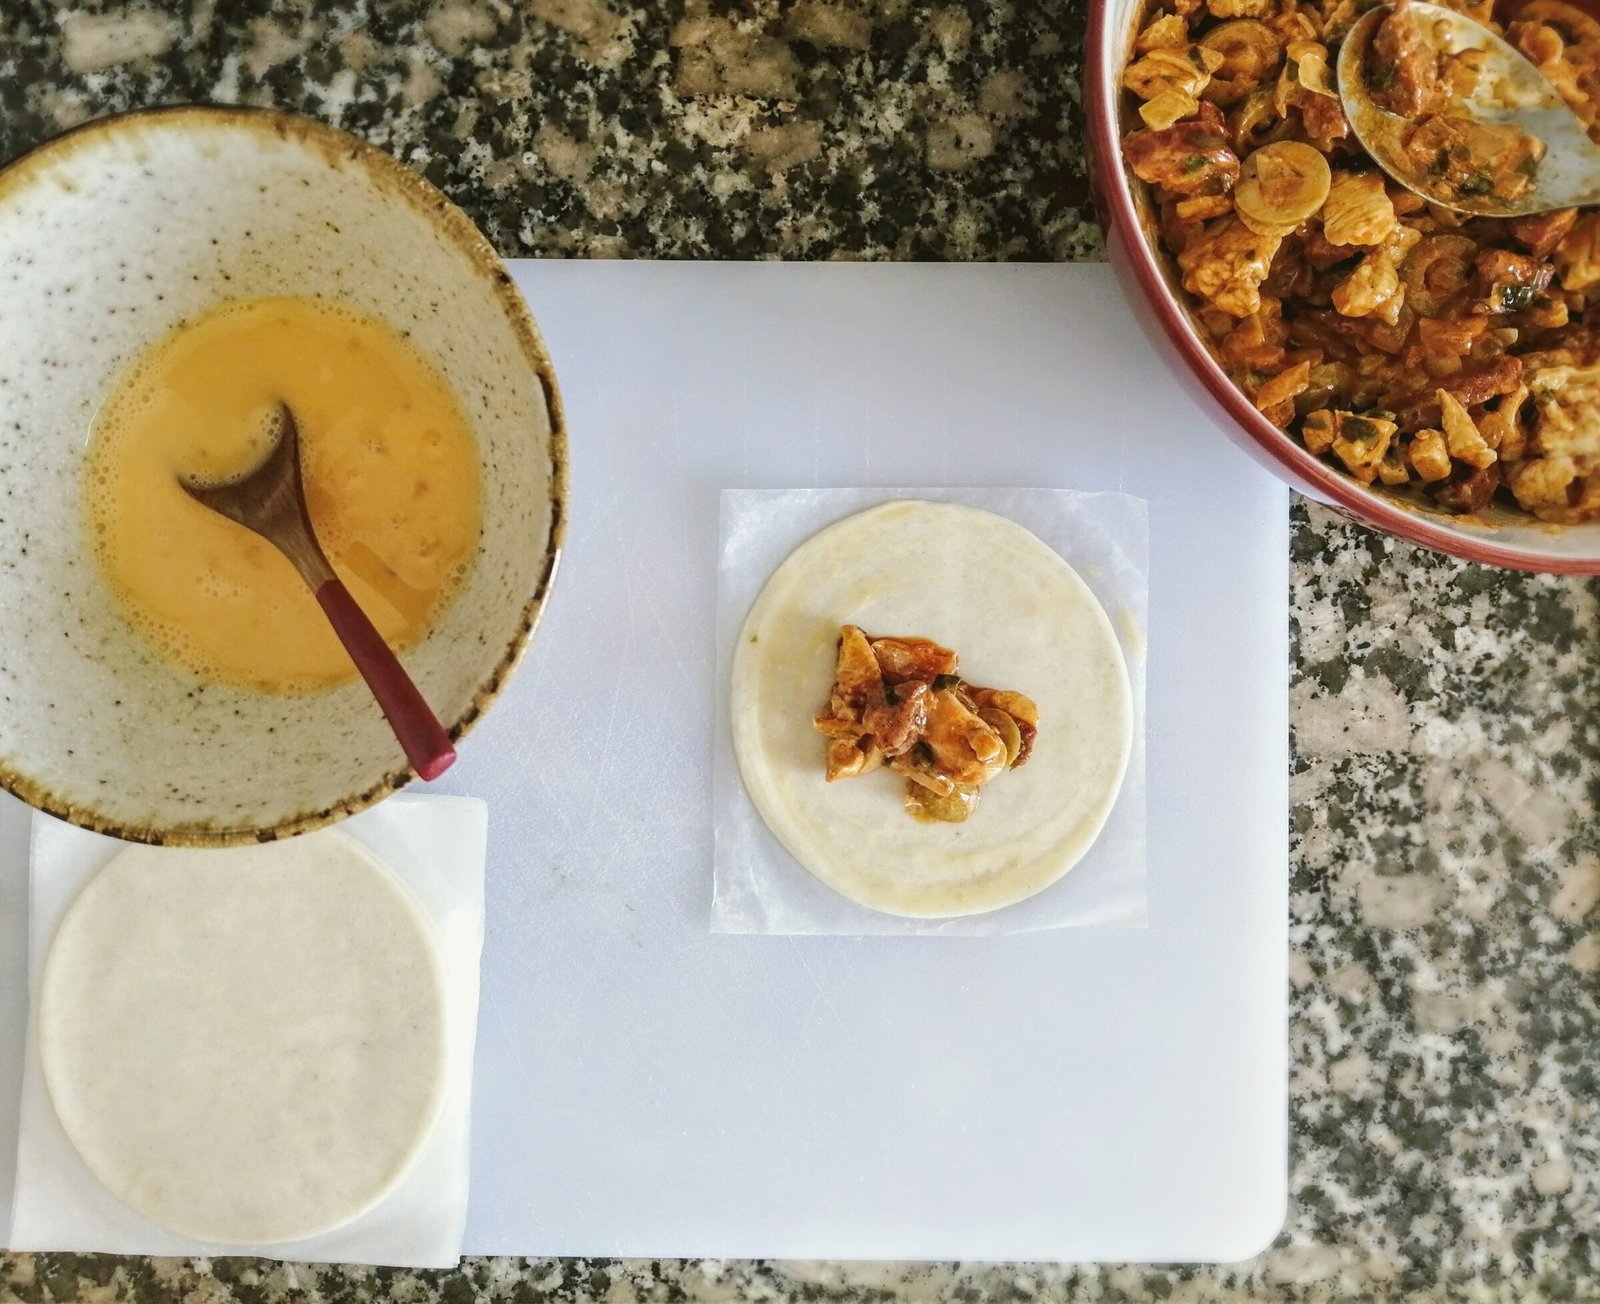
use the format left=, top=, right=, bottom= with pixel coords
left=732, top=500, right=1133, bottom=918
left=40, top=833, right=447, bottom=1245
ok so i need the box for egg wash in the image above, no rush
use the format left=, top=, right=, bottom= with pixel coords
left=84, top=296, right=483, bottom=693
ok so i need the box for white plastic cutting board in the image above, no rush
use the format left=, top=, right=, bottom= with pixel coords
left=0, top=263, right=1288, bottom=1263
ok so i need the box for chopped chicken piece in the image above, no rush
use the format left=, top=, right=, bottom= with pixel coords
left=1178, top=216, right=1283, bottom=317
left=1366, top=0, right=1449, bottom=118
left=813, top=626, right=1039, bottom=823
left=1122, top=102, right=1241, bottom=196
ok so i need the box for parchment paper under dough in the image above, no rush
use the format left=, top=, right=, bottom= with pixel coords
left=38, top=834, right=447, bottom=1245
left=730, top=500, right=1134, bottom=919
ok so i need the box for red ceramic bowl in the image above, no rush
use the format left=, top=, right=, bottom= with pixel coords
left=1085, top=0, right=1600, bottom=573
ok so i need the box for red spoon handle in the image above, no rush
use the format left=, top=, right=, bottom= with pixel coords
left=314, top=578, right=456, bottom=782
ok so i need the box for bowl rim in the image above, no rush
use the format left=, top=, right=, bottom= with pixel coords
left=1083, top=0, right=1600, bottom=576
left=0, top=104, right=570, bottom=845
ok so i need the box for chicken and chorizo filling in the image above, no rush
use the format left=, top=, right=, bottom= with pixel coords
left=1120, top=0, right=1600, bottom=522
left=813, top=625, right=1039, bottom=824
left=1362, top=3, right=1546, bottom=205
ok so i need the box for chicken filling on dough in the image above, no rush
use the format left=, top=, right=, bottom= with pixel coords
left=813, top=624, right=1039, bottom=823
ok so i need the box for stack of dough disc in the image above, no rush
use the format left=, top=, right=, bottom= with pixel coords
left=39, top=834, right=447, bottom=1245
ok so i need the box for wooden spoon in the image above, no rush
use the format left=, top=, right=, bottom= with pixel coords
left=179, top=401, right=456, bottom=781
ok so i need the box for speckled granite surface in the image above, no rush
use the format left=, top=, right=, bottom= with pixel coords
left=3, top=2, right=1599, bottom=1302
left=0, top=0, right=1100, bottom=260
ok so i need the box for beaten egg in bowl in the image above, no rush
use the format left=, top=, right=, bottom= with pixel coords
left=86, top=296, right=483, bottom=693
left=0, top=107, right=565, bottom=843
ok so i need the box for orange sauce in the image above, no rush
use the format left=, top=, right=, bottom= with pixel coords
left=1495, top=0, right=1600, bottom=22
left=85, top=296, right=482, bottom=693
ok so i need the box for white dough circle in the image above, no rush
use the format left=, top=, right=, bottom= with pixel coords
left=732, top=500, right=1133, bottom=918
left=39, top=833, right=447, bottom=1245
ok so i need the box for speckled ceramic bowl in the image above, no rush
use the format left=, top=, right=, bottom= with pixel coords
left=1086, top=0, right=1600, bottom=573
left=0, top=107, right=567, bottom=844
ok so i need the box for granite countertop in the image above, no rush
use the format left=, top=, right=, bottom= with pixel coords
left=2, top=2, right=1598, bottom=1302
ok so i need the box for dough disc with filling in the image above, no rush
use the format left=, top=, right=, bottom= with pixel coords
left=39, top=833, right=446, bottom=1245
left=732, top=500, right=1133, bottom=918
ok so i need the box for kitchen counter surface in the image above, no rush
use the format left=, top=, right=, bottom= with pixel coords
left=2, top=2, right=1597, bottom=1301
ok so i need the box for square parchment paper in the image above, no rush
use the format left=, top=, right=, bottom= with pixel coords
left=9, top=794, right=486, bottom=1268
left=712, top=488, right=1148, bottom=936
